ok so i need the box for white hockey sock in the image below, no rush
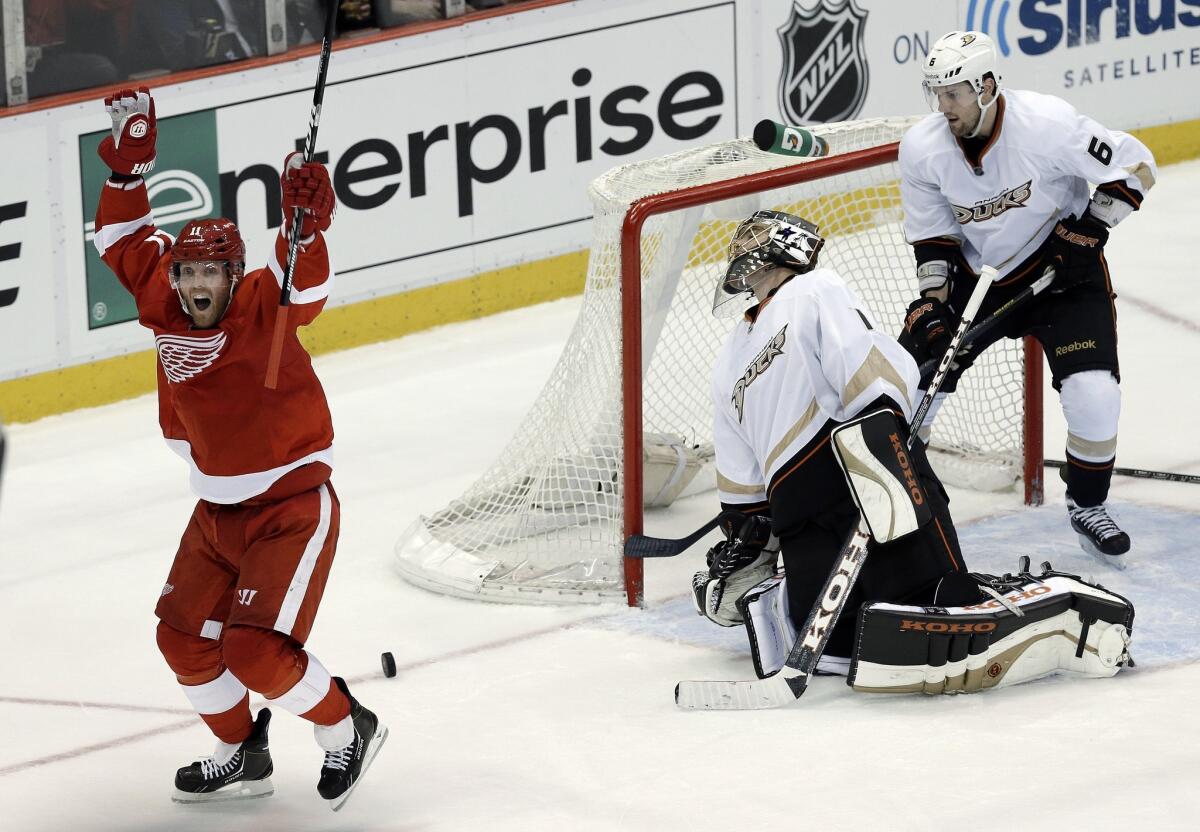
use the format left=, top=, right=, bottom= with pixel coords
left=314, top=715, right=354, bottom=751
left=210, top=739, right=241, bottom=766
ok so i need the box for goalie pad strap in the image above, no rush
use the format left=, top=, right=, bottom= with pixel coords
left=849, top=573, right=1134, bottom=695
left=831, top=410, right=931, bottom=544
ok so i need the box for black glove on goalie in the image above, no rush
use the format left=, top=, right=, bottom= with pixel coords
left=901, top=296, right=952, bottom=366
left=1049, top=212, right=1109, bottom=287
left=692, top=514, right=777, bottom=627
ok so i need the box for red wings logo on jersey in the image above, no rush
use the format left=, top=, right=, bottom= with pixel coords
left=155, top=332, right=227, bottom=383
left=952, top=180, right=1032, bottom=224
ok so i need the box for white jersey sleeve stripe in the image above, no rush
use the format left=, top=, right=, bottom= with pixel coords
left=267, top=231, right=334, bottom=305
left=840, top=346, right=912, bottom=411
left=716, top=471, right=766, bottom=496
left=763, top=398, right=823, bottom=475
left=92, top=211, right=154, bottom=257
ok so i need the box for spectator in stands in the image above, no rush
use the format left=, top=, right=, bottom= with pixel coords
left=135, top=0, right=265, bottom=72
left=21, top=0, right=128, bottom=100
left=339, top=1, right=377, bottom=31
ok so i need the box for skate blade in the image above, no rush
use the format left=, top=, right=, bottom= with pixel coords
left=1077, top=534, right=1128, bottom=570
left=329, top=724, right=389, bottom=813
left=172, top=777, right=274, bottom=804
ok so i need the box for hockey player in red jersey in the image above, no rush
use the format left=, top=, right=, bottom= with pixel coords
left=93, top=88, right=385, bottom=810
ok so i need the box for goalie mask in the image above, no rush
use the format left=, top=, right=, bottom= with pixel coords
left=714, top=210, right=824, bottom=316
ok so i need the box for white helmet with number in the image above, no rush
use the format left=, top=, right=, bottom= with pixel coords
left=922, top=31, right=1002, bottom=133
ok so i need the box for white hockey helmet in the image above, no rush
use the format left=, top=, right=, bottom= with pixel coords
left=714, top=210, right=823, bottom=316
left=921, top=32, right=1002, bottom=124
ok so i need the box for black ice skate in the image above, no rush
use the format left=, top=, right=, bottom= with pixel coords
left=317, top=677, right=388, bottom=812
left=1067, top=494, right=1130, bottom=566
left=173, top=708, right=274, bottom=803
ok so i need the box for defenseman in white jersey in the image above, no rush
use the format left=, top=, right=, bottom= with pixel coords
left=690, top=211, right=1135, bottom=695
left=899, top=32, right=1156, bottom=564
left=691, top=210, right=970, bottom=672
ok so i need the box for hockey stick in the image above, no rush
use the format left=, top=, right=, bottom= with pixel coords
left=625, top=510, right=745, bottom=558
left=264, top=0, right=339, bottom=390
left=675, top=265, right=999, bottom=710
left=1044, top=459, right=1200, bottom=485
left=916, top=266, right=1056, bottom=381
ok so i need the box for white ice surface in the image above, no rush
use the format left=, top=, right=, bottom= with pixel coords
left=2, top=161, right=1200, bottom=831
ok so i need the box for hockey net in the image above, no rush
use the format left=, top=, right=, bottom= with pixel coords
left=395, top=116, right=1043, bottom=606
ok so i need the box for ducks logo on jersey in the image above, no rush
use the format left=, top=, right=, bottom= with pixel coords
left=732, top=325, right=787, bottom=422
left=952, top=179, right=1032, bottom=224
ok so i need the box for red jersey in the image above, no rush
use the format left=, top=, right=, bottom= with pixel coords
left=95, top=176, right=335, bottom=504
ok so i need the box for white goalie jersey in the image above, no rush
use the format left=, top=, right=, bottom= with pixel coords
left=899, top=88, right=1157, bottom=278
left=711, top=269, right=920, bottom=507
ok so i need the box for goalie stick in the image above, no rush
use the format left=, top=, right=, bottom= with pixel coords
left=624, top=511, right=745, bottom=558
left=675, top=265, right=999, bottom=710
left=264, top=0, right=339, bottom=389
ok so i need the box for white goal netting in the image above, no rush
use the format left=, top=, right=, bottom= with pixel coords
left=395, top=117, right=1029, bottom=605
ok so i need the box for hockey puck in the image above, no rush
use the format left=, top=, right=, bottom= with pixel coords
left=381, top=651, right=397, bottom=678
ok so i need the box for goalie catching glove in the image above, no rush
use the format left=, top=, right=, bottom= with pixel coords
left=692, top=513, right=778, bottom=627
left=281, top=151, right=336, bottom=241
left=98, top=87, right=157, bottom=177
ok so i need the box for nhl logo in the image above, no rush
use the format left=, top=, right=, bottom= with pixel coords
left=777, top=0, right=870, bottom=125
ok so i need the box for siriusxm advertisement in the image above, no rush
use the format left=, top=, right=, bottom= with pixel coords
left=762, top=0, right=1200, bottom=128
left=963, top=0, right=1200, bottom=109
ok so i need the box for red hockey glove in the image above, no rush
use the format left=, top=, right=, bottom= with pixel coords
left=281, top=151, right=335, bottom=239
left=97, top=87, right=157, bottom=176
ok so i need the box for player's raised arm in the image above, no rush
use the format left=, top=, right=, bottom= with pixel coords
left=260, top=152, right=336, bottom=328
left=92, top=87, right=174, bottom=298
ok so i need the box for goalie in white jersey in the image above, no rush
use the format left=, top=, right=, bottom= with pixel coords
left=899, top=31, right=1157, bottom=564
left=690, top=211, right=1135, bottom=695
left=693, top=210, right=970, bottom=673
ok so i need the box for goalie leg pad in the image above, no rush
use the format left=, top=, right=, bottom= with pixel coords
left=736, top=574, right=850, bottom=679
left=849, top=567, right=1134, bottom=695
left=831, top=410, right=932, bottom=544
left=737, top=574, right=794, bottom=679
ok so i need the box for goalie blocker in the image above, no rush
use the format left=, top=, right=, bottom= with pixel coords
left=850, top=565, right=1134, bottom=694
